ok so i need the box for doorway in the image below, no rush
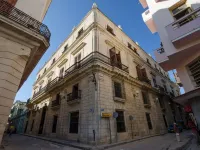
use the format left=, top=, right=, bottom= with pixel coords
left=38, top=106, right=47, bottom=134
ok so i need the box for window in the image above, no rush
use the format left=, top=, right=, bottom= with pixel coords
left=69, top=112, right=79, bottom=133
left=114, top=82, right=123, bottom=98
left=72, top=84, right=79, bottom=99
left=116, top=111, right=126, bottom=132
left=145, top=113, right=153, bottom=130
left=74, top=53, right=81, bottom=68
left=172, top=4, right=193, bottom=27
left=159, top=97, right=165, bottom=108
left=163, top=84, right=167, bottom=93
left=142, top=91, right=150, bottom=105
left=107, top=25, right=115, bottom=36
left=37, top=75, right=40, bottom=80
left=128, top=42, right=133, bottom=50
left=188, top=58, right=200, bottom=87
left=51, top=58, right=56, bottom=65
left=52, top=115, right=58, bottom=133
left=31, top=120, right=34, bottom=131
left=63, top=44, right=68, bottom=53
left=152, top=77, right=157, bottom=87
left=59, top=68, right=64, bottom=78
left=146, top=58, right=151, bottom=66
left=77, top=28, right=83, bottom=39
left=109, top=48, right=122, bottom=69
left=43, top=68, right=46, bottom=74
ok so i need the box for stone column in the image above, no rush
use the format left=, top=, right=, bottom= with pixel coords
left=0, top=36, right=31, bottom=144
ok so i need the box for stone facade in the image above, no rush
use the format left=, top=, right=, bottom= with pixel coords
left=26, top=4, right=184, bottom=145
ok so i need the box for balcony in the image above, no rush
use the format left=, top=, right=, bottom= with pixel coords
left=32, top=52, right=129, bottom=100
left=166, top=7, right=200, bottom=48
left=67, top=90, right=81, bottom=104
left=51, top=99, right=60, bottom=109
left=142, top=9, right=157, bottom=33
left=0, top=0, right=51, bottom=42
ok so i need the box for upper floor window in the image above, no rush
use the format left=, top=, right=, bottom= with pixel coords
left=128, top=42, right=133, bottom=50
left=43, top=68, right=46, bottom=74
left=63, top=44, right=68, bottom=53
left=59, top=68, right=64, bottom=78
left=74, top=53, right=81, bottom=68
left=171, top=4, right=193, bottom=27
left=77, top=28, right=84, bottom=39
left=188, top=57, right=200, bottom=87
left=37, top=75, right=40, bottom=80
left=146, top=58, right=151, bottom=66
left=109, top=48, right=122, bottom=69
left=51, top=58, right=56, bottom=66
left=107, top=25, right=115, bottom=36
left=152, top=77, right=157, bottom=87
left=142, top=91, right=150, bottom=105
left=114, top=81, right=123, bottom=98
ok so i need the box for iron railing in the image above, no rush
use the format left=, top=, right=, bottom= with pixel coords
left=67, top=90, right=81, bottom=102
left=157, top=47, right=165, bottom=54
left=0, top=0, right=51, bottom=42
left=169, top=7, right=200, bottom=30
left=32, top=52, right=129, bottom=99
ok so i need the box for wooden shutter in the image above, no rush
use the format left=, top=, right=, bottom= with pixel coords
left=116, top=52, right=122, bottom=69
left=136, top=65, right=143, bottom=80
left=109, top=48, right=116, bottom=66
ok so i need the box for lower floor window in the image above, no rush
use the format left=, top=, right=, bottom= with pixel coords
left=69, top=112, right=79, bottom=133
left=52, top=115, right=58, bottom=133
left=116, top=111, right=126, bottom=132
left=145, top=113, right=153, bottom=130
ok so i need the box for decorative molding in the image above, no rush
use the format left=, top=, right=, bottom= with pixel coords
left=71, top=42, right=86, bottom=55
left=38, top=80, right=44, bottom=85
left=57, top=59, right=68, bottom=68
left=47, top=71, right=54, bottom=78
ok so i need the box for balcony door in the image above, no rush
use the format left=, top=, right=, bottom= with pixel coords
left=109, top=48, right=122, bottom=69
left=59, top=68, right=64, bottom=78
left=74, top=53, right=81, bottom=68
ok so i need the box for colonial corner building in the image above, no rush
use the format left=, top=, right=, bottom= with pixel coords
left=0, top=0, right=51, bottom=144
left=26, top=4, right=184, bottom=145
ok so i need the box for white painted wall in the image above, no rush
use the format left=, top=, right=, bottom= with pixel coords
left=15, top=0, right=52, bottom=22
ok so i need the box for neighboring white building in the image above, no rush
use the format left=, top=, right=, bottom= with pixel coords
left=26, top=4, right=183, bottom=145
left=0, top=0, right=51, bottom=144
left=140, top=0, right=200, bottom=127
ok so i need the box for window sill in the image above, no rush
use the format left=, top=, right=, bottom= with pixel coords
left=144, top=104, right=151, bottom=108
left=114, top=97, right=125, bottom=103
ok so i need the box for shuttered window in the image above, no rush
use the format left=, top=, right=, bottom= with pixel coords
left=188, top=58, right=200, bottom=87
left=146, top=113, right=153, bottom=130
left=142, top=91, right=150, bottom=105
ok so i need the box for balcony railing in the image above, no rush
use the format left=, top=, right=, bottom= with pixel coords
left=32, top=52, right=129, bottom=99
left=170, top=7, right=200, bottom=30
left=0, top=0, right=51, bottom=42
left=67, top=90, right=81, bottom=102
left=51, top=99, right=60, bottom=108
left=157, top=47, right=165, bottom=54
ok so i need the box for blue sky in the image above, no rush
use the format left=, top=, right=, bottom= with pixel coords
left=15, top=0, right=182, bottom=101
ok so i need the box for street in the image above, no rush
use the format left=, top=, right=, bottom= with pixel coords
left=2, top=135, right=80, bottom=150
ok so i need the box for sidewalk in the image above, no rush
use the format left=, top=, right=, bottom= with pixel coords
left=16, top=131, right=193, bottom=150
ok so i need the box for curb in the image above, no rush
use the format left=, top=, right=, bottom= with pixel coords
left=20, top=134, right=91, bottom=150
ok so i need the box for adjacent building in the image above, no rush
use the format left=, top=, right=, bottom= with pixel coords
left=0, top=0, right=51, bottom=144
left=26, top=4, right=182, bottom=145
left=139, top=0, right=200, bottom=127
left=9, top=100, right=27, bottom=133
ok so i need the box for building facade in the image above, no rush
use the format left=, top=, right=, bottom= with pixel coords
left=9, top=100, right=27, bottom=133
left=27, top=4, right=182, bottom=145
left=139, top=0, right=200, bottom=127
left=0, top=0, right=51, bottom=144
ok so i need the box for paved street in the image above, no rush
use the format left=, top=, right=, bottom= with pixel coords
left=107, top=131, right=192, bottom=150
left=2, top=135, right=80, bottom=150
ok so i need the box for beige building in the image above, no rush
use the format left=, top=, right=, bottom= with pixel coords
left=139, top=0, right=200, bottom=126
left=0, top=0, right=51, bottom=145
left=26, top=4, right=183, bottom=145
